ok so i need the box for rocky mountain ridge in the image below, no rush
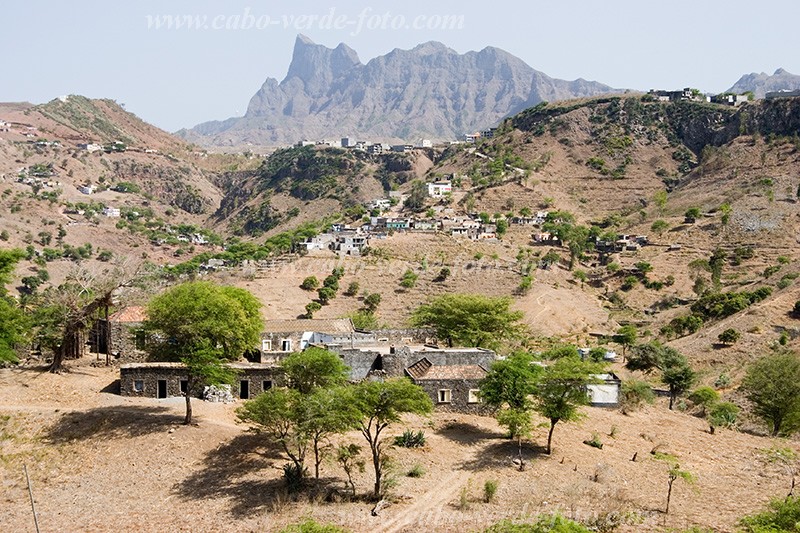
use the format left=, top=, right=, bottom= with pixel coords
left=181, top=35, right=619, bottom=148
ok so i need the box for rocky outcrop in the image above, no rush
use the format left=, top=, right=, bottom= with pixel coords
left=726, top=68, right=800, bottom=99
left=183, top=35, right=618, bottom=147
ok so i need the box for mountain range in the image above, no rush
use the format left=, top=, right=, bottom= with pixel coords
left=726, top=67, right=800, bottom=98
left=180, top=35, right=619, bottom=147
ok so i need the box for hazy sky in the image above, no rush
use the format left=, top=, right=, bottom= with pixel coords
left=3, top=0, right=799, bottom=131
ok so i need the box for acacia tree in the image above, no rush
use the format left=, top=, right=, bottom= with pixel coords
left=0, top=249, right=29, bottom=364
left=34, top=265, right=135, bottom=373
left=351, top=378, right=433, bottom=499
left=238, top=348, right=357, bottom=482
left=535, top=356, right=603, bottom=455
left=146, top=281, right=263, bottom=424
left=742, top=352, right=800, bottom=436
left=626, top=342, right=695, bottom=410
left=281, top=347, right=350, bottom=394
left=410, top=294, right=525, bottom=349
left=479, top=352, right=543, bottom=469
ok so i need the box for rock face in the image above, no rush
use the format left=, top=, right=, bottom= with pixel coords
left=726, top=68, right=800, bottom=98
left=183, top=35, right=618, bottom=147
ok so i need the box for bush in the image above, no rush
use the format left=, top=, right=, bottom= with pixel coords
left=407, top=464, right=425, bottom=478
left=304, top=301, right=321, bottom=318
left=278, top=519, right=350, bottom=533
left=434, top=267, right=451, bottom=282
left=363, top=292, right=382, bottom=313
left=717, top=328, right=741, bottom=345
left=399, top=269, right=418, bottom=289
left=322, top=275, right=340, bottom=292
left=740, top=495, right=800, bottom=532
left=317, top=286, right=335, bottom=305
left=620, top=379, right=655, bottom=414
left=393, top=429, right=426, bottom=448
left=688, top=386, right=719, bottom=414
left=709, top=402, right=739, bottom=433
left=483, top=479, right=498, bottom=503
left=483, top=514, right=591, bottom=532
left=282, top=463, right=307, bottom=493
left=300, top=276, right=319, bottom=291
left=343, top=281, right=359, bottom=296
left=583, top=432, right=603, bottom=449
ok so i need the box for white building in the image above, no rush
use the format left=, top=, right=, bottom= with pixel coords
left=427, top=181, right=452, bottom=198
left=102, top=207, right=121, bottom=217
left=78, top=185, right=94, bottom=195
left=417, top=139, right=432, bottom=148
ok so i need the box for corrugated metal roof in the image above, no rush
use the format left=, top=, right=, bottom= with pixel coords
left=263, top=318, right=354, bottom=334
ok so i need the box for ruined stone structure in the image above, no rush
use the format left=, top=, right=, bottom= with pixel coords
left=120, top=362, right=281, bottom=400
left=90, top=306, right=148, bottom=362
left=405, top=358, right=490, bottom=414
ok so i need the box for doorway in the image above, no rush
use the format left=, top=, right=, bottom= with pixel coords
left=157, top=379, right=167, bottom=399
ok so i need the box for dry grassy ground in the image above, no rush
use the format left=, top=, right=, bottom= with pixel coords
left=1, top=357, right=797, bottom=533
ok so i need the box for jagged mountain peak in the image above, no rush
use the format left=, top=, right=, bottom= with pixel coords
left=727, top=67, right=800, bottom=98
left=184, top=35, right=619, bottom=147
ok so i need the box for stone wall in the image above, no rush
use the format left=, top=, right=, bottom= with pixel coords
left=120, top=363, right=282, bottom=399
left=414, top=378, right=491, bottom=415
left=382, top=347, right=496, bottom=377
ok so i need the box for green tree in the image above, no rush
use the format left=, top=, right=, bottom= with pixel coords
left=741, top=352, right=800, bottom=436
left=665, top=463, right=695, bottom=514
left=719, top=202, right=732, bottom=226
left=404, top=181, right=428, bottom=211
left=684, top=207, right=701, bottom=223
left=480, top=352, right=542, bottom=411
left=351, top=378, right=433, bottom=498
left=650, top=219, right=669, bottom=235
left=300, top=276, right=319, bottom=291
left=0, top=249, right=29, bottom=364
left=364, top=292, right=382, bottom=313
left=653, top=190, right=668, bottom=215
left=304, top=301, right=321, bottom=318
left=614, top=325, right=637, bottom=355
left=495, top=218, right=509, bottom=237
left=535, top=356, right=603, bottom=455
left=717, top=328, right=741, bottom=345
left=146, top=281, right=263, bottom=424
left=626, top=342, right=695, bottom=409
left=688, top=386, right=719, bottom=416
left=281, top=347, right=350, bottom=394
left=343, top=281, right=360, bottom=296
left=410, top=294, right=525, bottom=349
left=399, top=269, right=418, bottom=289
left=317, top=286, right=335, bottom=305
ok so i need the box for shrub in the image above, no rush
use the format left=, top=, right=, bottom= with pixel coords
left=650, top=219, right=669, bottom=234
left=317, top=286, right=335, bottom=305
left=709, top=402, right=739, bottom=433
left=688, top=386, right=719, bottom=415
left=331, top=266, right=345, bottom=279
left=483, top=480, right=498, bottom=503
left=348, top=310, right=378, bottom=330
left=363, top=292, right=382, bottom=313
left=407, top=464, right=425, bottom=478
left=620, top=379, right=655, bottom=414
left=282, top=463, right=307, bottom=493
left=322, top=275, right=340, bottom=292
left=300, top=276, right=319, bottom=291
left=399, top=269, right=418, bottom=289
left=304, top=301, right=321, bottom=318
left=343, top=282, right=359, bottom=296
left=740, top=495, right=800, bottom=532
left=583, top=433, right=603, bottom=449
left=394, top=429, right=426, bottom=448
left=718, top=328, right=741, bottom=345
left=714, top=372, right=731, bottom=389
left=621, top=275, right=638, bottom=291
left=434, top=267, right=451, bottom=282
left=278, top=519, right=350, bottom=533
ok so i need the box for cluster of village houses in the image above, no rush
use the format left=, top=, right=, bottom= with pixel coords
left=109, top=312, right=621, bottom=412
left=294, top=128, right=497, bottom=154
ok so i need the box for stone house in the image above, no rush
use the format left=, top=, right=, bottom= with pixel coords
left=405, top=357, right=489, bottom=414
left=90, top=305, right=148, bottom=362
left=255, top=318, right=356, bottom=362
left=120, top=362, right=280, bottom=400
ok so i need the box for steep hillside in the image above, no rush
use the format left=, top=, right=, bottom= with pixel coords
left=182, top=35, right=619, bottom=148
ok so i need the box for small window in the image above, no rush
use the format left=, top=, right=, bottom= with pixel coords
left=180, top=380, right=188, bottom=394
left=281, top=339, right=292, bottom=351
left=133, top=380, right=144, bottom=393
left=263, top=380, right=272, bottom=391
left=468, top=389, right=481, bottom=404
left=438, top=389, right=452, bottom=403
left=261, top=339, right=272, bottom=352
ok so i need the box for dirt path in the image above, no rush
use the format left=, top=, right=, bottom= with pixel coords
left=378, top=468, right=472, bottom=533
